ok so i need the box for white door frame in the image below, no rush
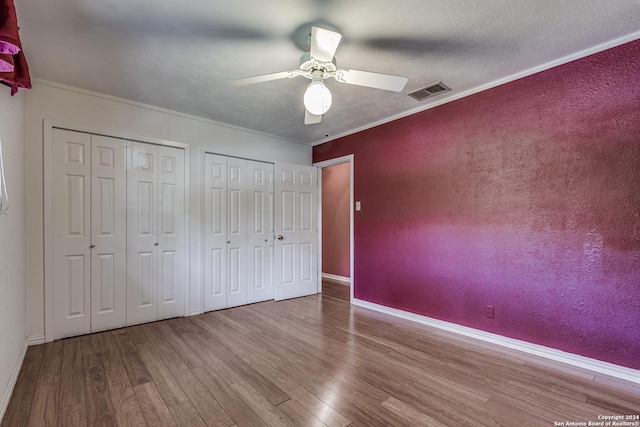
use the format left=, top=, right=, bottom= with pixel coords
left=313, top=154, right=354, bottom=301
left=43, top=120, right=190, bottom=342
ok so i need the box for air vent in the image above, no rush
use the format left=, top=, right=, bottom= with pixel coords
left=408, top=82, right=451, bottom=101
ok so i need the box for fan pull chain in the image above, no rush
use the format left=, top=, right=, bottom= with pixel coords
left=0, top=138, right=9, bottom=215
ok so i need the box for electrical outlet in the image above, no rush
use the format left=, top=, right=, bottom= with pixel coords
left=485, top=305, right=494, bottom=319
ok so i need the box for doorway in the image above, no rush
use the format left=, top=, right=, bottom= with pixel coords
left=314, top=155, right=354, bottom=301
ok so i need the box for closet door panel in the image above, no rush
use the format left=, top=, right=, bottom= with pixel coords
left=228, top=248, right=241, bottom=292
left=137, top=251, right=155, bottom=305
left=127, top=142, right=159, bottom=325
left=274, top=163, right=319, bottom=301
left=247, top=160, right=275, bottom=304
left=90, top=135, right=126, bottom=332
left=268, top=169, right=275, bottom=290
left=52, top=129, right=91, bottom=339
left=204, top=154, right=227, bottom=311
left=157, top=145, right=185, bottom=320
left=226, top=157, right=249, bottom=308
left=94, top=254, right=115, bottom=312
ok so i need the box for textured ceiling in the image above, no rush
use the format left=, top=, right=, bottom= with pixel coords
left=15, top=0, right=640, bottom=145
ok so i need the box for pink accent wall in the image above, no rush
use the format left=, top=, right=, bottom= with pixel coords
left=313, top=39, right=640, bottom=369
left=322, top=162, right=351, bottom=278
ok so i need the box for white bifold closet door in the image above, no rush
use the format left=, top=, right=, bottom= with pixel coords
left=274, top=163, right=319, bottom=301
left=247, top=159, right=275, bottom=304
left=52, top=129, right=126, bottom=339
left=127, top=142, right=186, bottom=326
left=204, top=153, right=274, bottom=311
left=203, top=153, right=227, bottom=311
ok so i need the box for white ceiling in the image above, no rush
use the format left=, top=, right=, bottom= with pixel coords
left=16, top=0, right=640, bottom=145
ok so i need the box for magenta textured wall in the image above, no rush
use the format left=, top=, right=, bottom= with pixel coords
left=313, top=39, right=640, bottom=369
left=322, top=163, right=351, bottom=278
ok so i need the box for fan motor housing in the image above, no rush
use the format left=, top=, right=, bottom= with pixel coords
left=299, top=52, right=337, bottom=72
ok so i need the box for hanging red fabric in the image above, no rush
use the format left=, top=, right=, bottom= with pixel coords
left=0, top=0, right=31, bottom=95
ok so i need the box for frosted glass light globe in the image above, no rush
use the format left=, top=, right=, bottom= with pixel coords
left=303, top=81, right=332, bottom=115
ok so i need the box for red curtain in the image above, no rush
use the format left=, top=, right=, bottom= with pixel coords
left=0, top=0, right=31, bottom=95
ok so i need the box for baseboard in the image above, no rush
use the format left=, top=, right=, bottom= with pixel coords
left=189, top=309, right=202, bottom=317
left=0, top=339, right=28, bottom=422
left=26, top=335, right=45, bottom=346
left=352, top=298, right=640, bottom=385
left=322, top=273, right=351, bottom=285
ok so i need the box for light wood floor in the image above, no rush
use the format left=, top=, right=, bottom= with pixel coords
left=3, top=281, right=639, bottom=426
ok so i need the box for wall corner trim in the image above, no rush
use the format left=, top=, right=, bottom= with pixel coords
left=0, top=339, right=28, bottom=422
left=26, top=335, right=45, bottom=346
left=352, top=298, right=640, bottom=385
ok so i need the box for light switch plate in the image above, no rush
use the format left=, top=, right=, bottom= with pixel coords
left=355, top=201, right=361, bottom=211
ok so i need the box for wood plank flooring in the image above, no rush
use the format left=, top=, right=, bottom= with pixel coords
left=3, top=281, right=639, bottom=426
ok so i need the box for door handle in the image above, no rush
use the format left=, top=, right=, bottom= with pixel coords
left=276, top=235, right=284, bottom=240
left=154, top=242, right=159, bottom=246
left=90, top=243, right=95, bottom=249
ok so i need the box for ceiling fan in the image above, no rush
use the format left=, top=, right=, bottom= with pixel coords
left=226, top=26, right=409, bottom=125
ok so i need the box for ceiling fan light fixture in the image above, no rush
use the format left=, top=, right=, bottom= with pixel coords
left=226, top=26, right=408, bottom=124
left=303, top=80, right=332, bottom=116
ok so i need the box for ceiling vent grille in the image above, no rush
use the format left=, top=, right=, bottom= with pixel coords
left=408, top=82, right=451, bottom=101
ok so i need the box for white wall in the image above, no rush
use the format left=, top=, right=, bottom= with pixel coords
left=0, top=90, right=27, bottom=418
left=25, top=80, right=312, bottom=341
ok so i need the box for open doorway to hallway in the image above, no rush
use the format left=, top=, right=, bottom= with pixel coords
left=315, top=155, right=354, bottom=300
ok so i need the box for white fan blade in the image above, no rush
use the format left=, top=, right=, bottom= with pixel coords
left=310, top=27, right=342, bottom=63
left=304, top=109, right=322, bottom=125
left=334, top=69, right=408, bottom=92
left=226, top=70, right=301, bottom=87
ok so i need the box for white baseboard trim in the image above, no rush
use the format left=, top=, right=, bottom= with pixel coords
left=0, top=339, right=28, bottom=422
left=322, top=273, right=351, bottom=285
left=352, top=298, right=640, bottom=385
left=189, top=309, right=202, bottom=317
left=26, top=335, right=45, bottom=346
